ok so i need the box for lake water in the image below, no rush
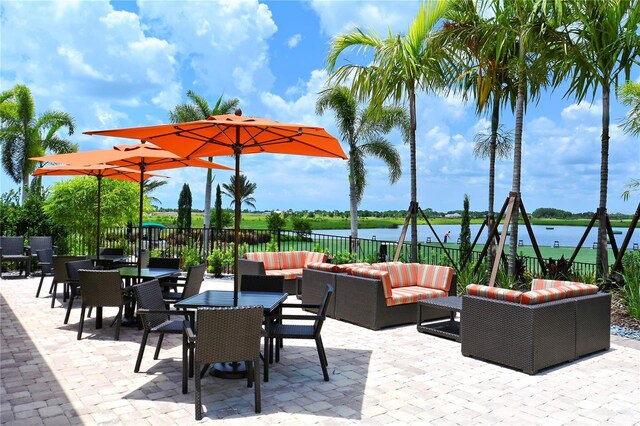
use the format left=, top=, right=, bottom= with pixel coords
left=315, top=224, right=638, bottom=248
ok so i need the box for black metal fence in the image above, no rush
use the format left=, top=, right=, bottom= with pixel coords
left=54, top=226, right=597, bottom=278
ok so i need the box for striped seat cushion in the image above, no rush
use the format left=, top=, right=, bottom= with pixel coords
left=266, top=269, right=302, bottom=280
left=386, top=286, right=446, bottom=306
left=306, top=262, right=340, bottom=273
left=305, top=251, right=328, bottom=265
left=531, top=279, right=583, bottom=290
left=419, top=265, right=454, bottom=292
left=383, top=263, right=420, bottom=288
left=245, top=252, right=281, bottom=270
left=520, top=287, right=568, bottom=305
left=279, top=251, right=307, bottom=269
left=560, top=283, right=598, bottom=297
left=348, top=267, right=392, bottom=298
left=466, top=284, right=523, bottom=302
left=336, top=262, right=370, bottom=273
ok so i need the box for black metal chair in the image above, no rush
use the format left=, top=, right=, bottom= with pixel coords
left=34, top=249, right=54, bottom=298
left=76, top=269, right=131, bottom=340
left=132, top=279, right=194, bottom=373
left=264, top=284, right=333, bottom=381
left=0, top=236, right=30, bottom=277
left=183, top=306, right=264, bottom=419
left=163, top=263, right=206, bottom=305
left=64, top=259, right=97, bottom=323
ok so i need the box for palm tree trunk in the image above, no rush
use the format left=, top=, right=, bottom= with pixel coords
left=487, top=96, right=500, bottom=269
left=21, top=168, right=29, bottom=205
left=597, top=85, right=610, bottom=279
left=509, top=69, right=525, bottom=277
left=409, top=85, right=418, bottom=262
left=349, top=179, right=358, bottom=253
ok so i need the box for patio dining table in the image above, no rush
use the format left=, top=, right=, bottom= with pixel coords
left=175, top=290, right=288, bottom=380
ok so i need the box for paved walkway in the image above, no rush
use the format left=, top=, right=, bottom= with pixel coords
left=1, top=273, right=639, bottom=425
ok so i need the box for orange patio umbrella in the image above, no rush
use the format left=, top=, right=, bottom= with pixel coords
left=84, top=112, right=347, bottom=304
left=33, top=143, right=233, bottom=274
left=32, top=164, right=164, bottom=260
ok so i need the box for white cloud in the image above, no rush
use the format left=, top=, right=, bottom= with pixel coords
left=287, top=33, right=302, bottom=48
left=137, top=0, right=277, bottom=96
left=561, top=101, right=602, bottom=121
left=309, top=0, right=421, bottom=35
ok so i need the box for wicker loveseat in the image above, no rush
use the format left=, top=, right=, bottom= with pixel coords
left=302, top=261, right=456, bottom=330
left=461, top=279, right=611, bottom=374
left=238, top=251, right=327, bottom=295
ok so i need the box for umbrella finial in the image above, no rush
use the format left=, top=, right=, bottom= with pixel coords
left=235, top=108, right=242, bottom=116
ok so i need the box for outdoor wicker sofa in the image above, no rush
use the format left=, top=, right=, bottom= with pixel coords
left=302, top=261, right=457, bottom=330
left=461, top=280, right=611, bottom=374
left=238, top=251, right=327, bottom=295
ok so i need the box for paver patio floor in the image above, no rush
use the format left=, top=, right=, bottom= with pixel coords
left=1, top=274, right=639, bottom=425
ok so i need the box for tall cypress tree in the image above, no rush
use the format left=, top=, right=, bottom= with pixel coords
left=177, top=183, right=192, bottom=229
left=459, top=194, right=472, bottom=269
left=214, top=184, right=222, bottom=231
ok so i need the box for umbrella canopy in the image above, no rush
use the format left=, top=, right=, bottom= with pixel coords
left=32, top=164, right=164, bottom=259
left=33, top=143, right=233, bottom=274
left=85, top=113, right=347, bottom=304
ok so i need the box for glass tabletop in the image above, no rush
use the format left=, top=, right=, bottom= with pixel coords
left=175, top=290, right=288, bottom=313
left=118, top=267, right=182, bottom=279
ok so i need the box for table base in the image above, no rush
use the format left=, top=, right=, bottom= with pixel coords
left=211, top=361, right=248, bottom=379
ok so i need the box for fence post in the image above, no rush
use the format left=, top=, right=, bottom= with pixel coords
left=277, top=229, right=281, bottom=250
left=349, top=236, right=353, bottom=255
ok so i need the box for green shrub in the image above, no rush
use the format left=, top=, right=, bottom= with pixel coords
left=182, top=246, right=202, bottom=269
left=331, top=250, right=358, bottom=264
left=266, top=240, right=279, bottom=252
left=207, top=248, right=224, bottom=277
left=456, top=265, right=488, bottom=295
left=621, top=251, right=640, bottom=319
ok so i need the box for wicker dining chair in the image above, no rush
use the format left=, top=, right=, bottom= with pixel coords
left=264, top=284, right=333, bottom=381
left=76, top=269, right=131, bottom=341
left=163, top=263, right=206, bottom=305
left=0, top=236, right=30, bottom=277
left=48, top=256, right=87, bottom=309
left=148, top=257, right=181, bottom=290
left=64, top=259, right=96, bottom=321
left=182, top=306, right=264, bottom=419
left=241, top=274, right=285, bottom=365
left=28, top=236, right=55, bottom=263
left=35, top=249, right=54, bottom=298
left=132, top=279, right=194, bottom=373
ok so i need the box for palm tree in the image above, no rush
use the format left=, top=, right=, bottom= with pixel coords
left=169, top=90, right=239, bottom=229
left=326, top=0, right=449, bottom=262
left=438, top=0, right=517, bottom=267
left=618, top=81, right=640, bottom=201
left=489, top=0, right=553, bottom=276
left=473, top=125, right=513, bottom=250
left=0, top=84, right=76, bottom=204
left=316, top=86, right=406, bottom=245
left=551, top=0, right=639, bottom=278
left=221, top=174, right=257, bottom=224
left=618, top=81, right=640, bottom=136
left=143, top=179, right=168, bottom=207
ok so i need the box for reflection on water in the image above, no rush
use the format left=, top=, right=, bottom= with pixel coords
left=315, top=224, right=638, bottom=248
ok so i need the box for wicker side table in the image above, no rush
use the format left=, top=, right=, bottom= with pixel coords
left=417, top=296, right=462, bottom=342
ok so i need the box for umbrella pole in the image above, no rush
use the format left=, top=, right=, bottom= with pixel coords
left=138, top=164, right=145, bottom=277
left=233, top=145, right=241, bottom=306
left=96, top=175, right=102, bottom=259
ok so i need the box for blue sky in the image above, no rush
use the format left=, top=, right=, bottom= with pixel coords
left=1, top=0, right=638, bottom=215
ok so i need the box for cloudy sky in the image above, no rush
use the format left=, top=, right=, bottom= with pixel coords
left=1, top=0, right=638, bottom=215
